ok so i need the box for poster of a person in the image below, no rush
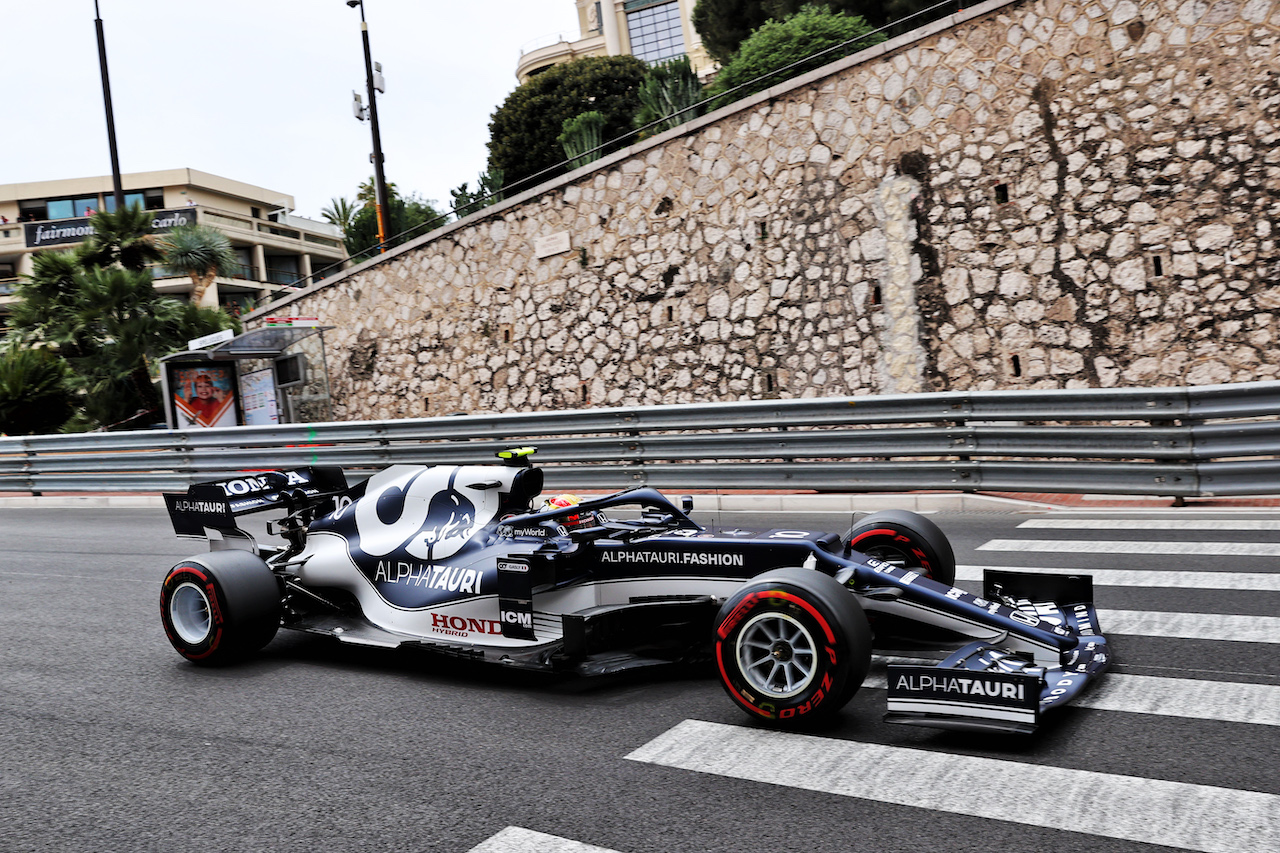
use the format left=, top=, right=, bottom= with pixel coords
left=172, top=367, right=237, bottom=428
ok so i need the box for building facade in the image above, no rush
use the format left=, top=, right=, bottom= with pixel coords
left=0, top=169, right=347, bottom=315
left=516, top=0, right=714, bottom=82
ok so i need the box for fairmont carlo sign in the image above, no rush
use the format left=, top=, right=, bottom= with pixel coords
left=24, top=208, right=198, bottom=248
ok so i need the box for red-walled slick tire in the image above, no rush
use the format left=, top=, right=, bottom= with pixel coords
left=714, top=567, right=871, bottom=727
left=845, top=510, right=956, bottom=586
left=160, top=550, right=281, bottom=665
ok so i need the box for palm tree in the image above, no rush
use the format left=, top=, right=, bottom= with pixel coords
left=157, top=224, right=238, bottom=306
left=0, top=343, right=75, bottom=435
left=80, top=204, right=163, bottom=271
left=8, top=210, right=235, bottom=431
left=321, top=196, right=358, bottom=235
left=356, top=176, right=399, bottom=209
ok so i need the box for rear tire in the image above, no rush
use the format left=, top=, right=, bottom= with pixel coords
left=160, top=550, right=281, bottom=665
left=714, top=567, right=871, bottom=727
left=845, top=510, right=956, bottom=586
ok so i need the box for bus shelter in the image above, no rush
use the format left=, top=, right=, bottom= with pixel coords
left=159, top=324, right=334, bottom=429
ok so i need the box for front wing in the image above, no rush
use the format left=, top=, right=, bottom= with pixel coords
left=883, top=570, right=1111, bottom=734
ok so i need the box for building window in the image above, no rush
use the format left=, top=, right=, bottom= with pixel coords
left=46, top=199, right=74, bottom=220
left=21, top=188, right=166, bottom=221
left=626, top=0, right=685, bottom=64
left=233, top=247, right=255, bottom=280
left=265, top=255, right=300, bottom=285
left=104, top=191, right=150, bottom=213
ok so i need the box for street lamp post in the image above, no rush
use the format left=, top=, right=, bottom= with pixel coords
left=347, top=0, right=390, bottom=252
left=94, top=0, right=124, bottom=213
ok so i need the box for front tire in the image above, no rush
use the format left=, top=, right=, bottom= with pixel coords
left=714, top=567, right=871, bottom=727
left=160, top=550, right=281, bottom=665
left=845, top=510, right=956, bottom=586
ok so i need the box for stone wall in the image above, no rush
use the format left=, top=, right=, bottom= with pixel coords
left=248, top=0, right=1280, bottom=421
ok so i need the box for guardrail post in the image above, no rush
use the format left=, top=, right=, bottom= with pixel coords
left=22, top=439, right=40, bottom=497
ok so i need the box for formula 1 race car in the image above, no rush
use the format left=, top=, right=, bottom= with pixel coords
left=160, top=449, right=1111, bottom=734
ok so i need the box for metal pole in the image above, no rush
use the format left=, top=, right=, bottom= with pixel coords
left=353, top=1, right=389, bottom=251
left=94, top=1, right=124, bottom=213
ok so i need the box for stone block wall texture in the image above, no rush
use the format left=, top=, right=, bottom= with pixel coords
left=250, top=0, right=1280, bottom=421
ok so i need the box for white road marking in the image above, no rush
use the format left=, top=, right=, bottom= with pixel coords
left=1070, top=674, right=1280, bottom=725
left=955, top=564, right=1280, bottom=591
left=1018, top=519, right=1280, bottom=530
left=1098, top=610, right=1280, bottom=643
left=864, top=667, right=1280, bottom=726
left=626, top=720, right=1280, bottom=853
left=466, top=827, right=620, bottom=853
left=977, top=538, right=1280, bottom=556
left=0, top=571, right=152, bottom=583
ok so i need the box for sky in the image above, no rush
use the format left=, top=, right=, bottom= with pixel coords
left=3, top=0, right=582, bottom=220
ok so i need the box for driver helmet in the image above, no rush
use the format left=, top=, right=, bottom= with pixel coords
left=542, top=493, right=592, bottom=527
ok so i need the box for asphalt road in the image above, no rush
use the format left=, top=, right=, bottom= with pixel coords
left=1, top=504, right=1276, bottom=853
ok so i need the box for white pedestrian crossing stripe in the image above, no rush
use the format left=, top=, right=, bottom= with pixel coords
left=466, top=827, right=620, bottom=853
left=1099, top=610, right=1280, bottom=643
left=863, top=667, right=1280, bottom=726
left=978, top=538, right=1280, bottom=557
left=627, top=720, right=1280, bottom=853
left=1018, top=519, right=1280, bottom=531
left=1069, top=673, right=1280, bottom=725
left=955, top=564, right=1280, bottom=591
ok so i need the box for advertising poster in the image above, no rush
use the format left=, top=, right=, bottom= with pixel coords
left=169, top=363, right=238, bottom=428
left=239, top=367, right=279, bottom=426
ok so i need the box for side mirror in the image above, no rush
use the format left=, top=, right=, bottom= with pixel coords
left=680, top=495, right=694, bottom=514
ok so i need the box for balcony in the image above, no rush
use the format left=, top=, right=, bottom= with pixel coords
left=516, top=32, right=606, bottom=82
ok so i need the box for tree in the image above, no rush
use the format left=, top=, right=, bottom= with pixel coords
left=634, top=56, right=706, bottom=138
left=0, top=343, right=75, bottom=435
left=6, top=212, right=235, bottom=431
left=692, top=0, right=887, bottom=64
left=693, top=0, right=778, bottom=65
left=356, top=177, right=399, bottom=210
left=321, top=196, right=358, bottom=236
left=157, top=224, right=238, bottom=306
left=79, top=203, right=163, bottom=272
left=486, top=55, right=648, bottom=190
left=449, top=168, right=505, bottom=220
left=345, top=191, right=447, bottom=258
left=706, top=5, right=885, bottom=107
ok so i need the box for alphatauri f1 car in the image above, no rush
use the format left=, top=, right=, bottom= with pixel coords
left=161, top=449, right=1111, bottom=734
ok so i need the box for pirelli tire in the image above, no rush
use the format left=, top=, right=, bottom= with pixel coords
left=845, top=509, right=956, bottom=586
left=714, top=567, right=871, bottom=728
left=160, top=550, right=282, bottom=665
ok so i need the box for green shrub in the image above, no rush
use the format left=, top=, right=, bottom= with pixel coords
left=0, top=345, right=75, bottom=435
left=487, top=55, right=648, bottom=189
left=707, top=5, right=885, bottom=108
left=692, top=0, right=887, bottom=64
left=558, top=111, right=608, bottom=169
left=634, top=56, right=705, bottom=138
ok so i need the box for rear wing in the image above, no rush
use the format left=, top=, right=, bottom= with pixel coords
left=164, top=467, right=348, bottom=538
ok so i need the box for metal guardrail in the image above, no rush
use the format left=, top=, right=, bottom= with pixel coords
left=2, top=381, right=1278, bottom=498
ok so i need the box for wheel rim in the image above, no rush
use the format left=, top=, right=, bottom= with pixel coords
left=858, top=541, right=912, bottom=569
left=850, top=532, right=930, bottom=577
left=170, top=581, right=213, bottom=644
left=735, top=611, right=817, bottom=699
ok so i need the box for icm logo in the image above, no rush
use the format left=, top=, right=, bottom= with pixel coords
left=502, top=611, right=532, bottom=628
